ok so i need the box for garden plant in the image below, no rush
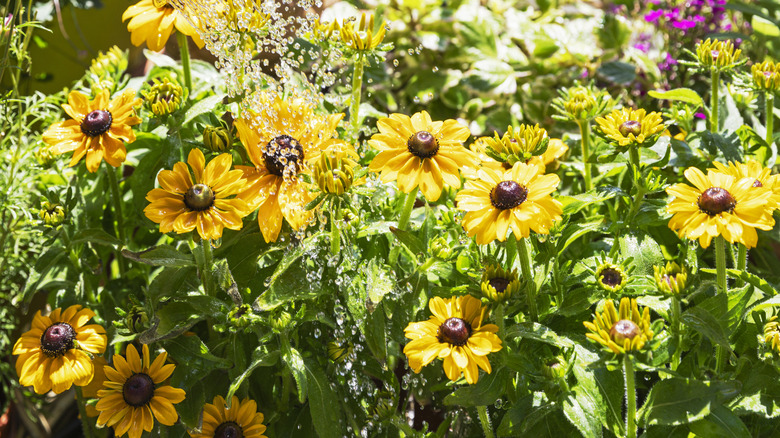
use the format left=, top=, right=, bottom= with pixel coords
left=5, top=0, right=780, bottom=437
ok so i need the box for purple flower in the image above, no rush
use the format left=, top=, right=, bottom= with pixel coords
left=645, top=10, right=663, bottom=22
left=672, top=20, right=697, bottom=30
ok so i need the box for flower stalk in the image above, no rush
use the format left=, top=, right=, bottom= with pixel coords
left=624, top=354, right=637, bottom=438
left=349, top=52, right=365, bottom=141
left=710, top=70, right=720, bottom=132
left=766, top=93, right=775, bottom=147
left=671, top=297, right=682, bottom=370
left=517, top=236, right=538, bottom=322
left=75, top=387, right=95, bottom=438
left=177, top=32, right=192, bottom=92
left=106, top=164, right=127, bottom=275
left=477, top=405, right=495, bottom=438
left=398, top=189, right=417, bottom=230
left=578, top=120, right=593, bottom=192
left=714, top=235, right=727, bottom=373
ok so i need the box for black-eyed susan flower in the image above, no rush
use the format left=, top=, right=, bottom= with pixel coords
left=369, top=111, right=477, bottom=202
left=584, top=298, right=654, bottom=355
left=339, top=13, right=387, bottom=52
left=455, top=162, right=562, bottom=245
left=234, top=92, right=344, bottom=243
left=753, top=60, right=780, bottom=92
left=595, top=262, right=627, bottom=294
left=13, top=305, right=107, bottom=394
left=595, top=107, right=665, bottom=148
left=480, top=264, right=521, bottom=304
left=479, top=124, right=549, bottom=166
left=695, top=38, right=742, bottom=71
left=761, top=316, right=780, bottom=355
left=553, top=84, right=611, bottom=122
left=711, top=160, right=780, bottom=209
left=313, top=142, right=361, bottom=196
left=96, top=344, right=185, bottom=438
left=82, top=355, right=108, bottom=417
left=42, top=89, right=142, bottom=173
left=142, top=77, right=184, bottom=117
left=144, top=148, right=250, bottom=241
left=666, top=166, right=775, bottom=248
left=122, top=0, right=205, bottom=52
left=403, top=295, right=502, bottom=384
left=189, top=395, right=267, bottom=438
left=653, top=262, right=689, bottom=296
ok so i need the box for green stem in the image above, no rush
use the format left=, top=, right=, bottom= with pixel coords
left=578, top=120, right=593, bottom=192
left=506, top=232, right=517, bottom=269
left=390, top=415, right=416, bottom=436
left=710, top=70, right=720, bottom=132
left=330, top=209, right=341, bottom=255
left=493, top=304, right=505, bottom=339
left=714, top=235, right=727, bottom=374
left=75, top=387, right=94, bottom=438
left=766, top=93, right=774, bottom=147
left=349, top=53, right=365, bottom=142
left=671, top=297, right=682, bottom=371
left=627, top=185, right=646, bottom=225
left=553, top=258, right=564, bottom=309
left=397, top=189, right=417, bottom=230
left=624, top=355, right=637, bottom=438
left=177, top=32, right=192, bottom=92
left=736, top=244, right=747, bottom=287
left=477, top=405, right=495, bottom=438
left=517, top=237, right=538, bottom=323
left=106, top=164, right=127, bottom=276
left=201, top=239, right=214, bottom=296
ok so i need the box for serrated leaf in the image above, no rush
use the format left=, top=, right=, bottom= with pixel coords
left=443, top=366, right=509, bottom=407
left=638, top=379, right=740, bottom=427
left=648, top=88, right=703, bottom=107
left=122, top=245, right=195, bottom=267
left=503, top=322, right=575, bottom=348
left=688, top=405, right=751, bottom=438
left=681, top=306, right=732, bottom=352
left=227, top=348, right=280, bottom=400
left=305, top=359, right=346, bottom=438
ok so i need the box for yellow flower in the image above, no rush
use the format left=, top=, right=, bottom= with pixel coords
left=189, top=395, right=267, bottom=438
left=752, top=60, right=780, bottom=92
left=96, top=344, right=186, bottom=438
left=234, top=92, right=344, bottom=243
left=13, top=305, right=107, bottom=394
left=339, top=13, right=387, bottom=51
left=666, top=166, right=775, bottom=248
left=122, top=0, right=205, bottom=52
left=762, top=316, right=780, bottom=354
left=696, top=38, right=742, bottom=70
left=142, top=77, right=184, bottom=117
left=584, top=298, right=654, bottom=355
left=82, top=355, right=108, bottom=417
left=369, top=111, right=477, bottom=202
left=144, top=148, right=250, bottom=241
left=455, top=162, right=562, bottom=245
left=403, top=295, right=502, bottom=384
left=42, top=89, right=142, bottom=173
left=595, top=107, right=664, bottom=148
left=313, top=142, right=361, bottom=195
left=470, top=132, right=568, bottom=178
left=480, top=264, right=520, bottom=304
left=595, top=262, right=627, bottom=294
left=653, top=262, right=689, bottom=296
left=711, top=160, right=780, bottom=209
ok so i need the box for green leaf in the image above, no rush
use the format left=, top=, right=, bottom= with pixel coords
left=305, top=359, right=347, bottom=438
left=559, top=188, right=619, bottom=216
left=282, top=343, right=308, bottom=403
left=162, top=334, right=232, bottom=369
left=618, top=232, right=664, bottom=276
left=727, top=268, right=778, bottom=297
left=176, top=380, right=205, bottom=428
left=753, top=15, right=780, bottom=37
left=21, top=246, right=67, bottom=306
left=139, top=296, right=225, bottom=343
left=366, top=259, right=394, bottom=305
left=563, top=385, right=603, bottom=438
left=638, top=378, right=740, bottom=427
left=226, top=348, right=280, bottom=400
left=183, top=93, right=226, bottom=125
left=688, top=405, right=751, bottom=438
left=121, top=245, right=195, bottom=267
left=503, top=322, right=575, bottom=348
left=389, top=226, right=426, bottom=255
left=253, top=262, right=336, bottom=310
left=443, top=366, right=509, bottom=407
left=598, top=61, right=636, bottom=85
left=701, top=132, right=742, bottom=162
left=648, top=88, right=704, bottom=107
left=70, top=228, right=121, bottom=247
left=147, top=266, right=198, bottom=301
left=364, top=305, right=387, bottom=361
left=681, top=306, right=732, bottom=352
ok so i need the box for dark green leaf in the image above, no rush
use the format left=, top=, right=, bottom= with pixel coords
left=503, top=322, right=575, bottom=348
left=389, top=226, right=426, bottom=255
left=638, top=378, right=741, bottom=427
left=443, top=366, right=509, bottom=407
left=162, top=334, right=232, bottom=369
left=70, top=228, right=121, bottom=247
left=282, top=343, right=308, bottom=403
left=681, top=306, right=732, bottom=352
left=226, top=348, right=280, bottom=400
left=598, top=61, right=636, bottom=85
left=122, top=245, right=195, bottom=267
left=688, top=405, right=751, bottom=438
left=21, top=246, right=67, bottom=307
left=305, top=359, right=346, bottom=438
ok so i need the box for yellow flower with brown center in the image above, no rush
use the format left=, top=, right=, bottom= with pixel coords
left=653, top=262, right=689, bottom=296
left=666, top=166, right=775, bottom=248
left=595, top=107, right=664, bottom=148
left=42, top=89, right=142, bottom=173
left=480, top=264, right=520, bottom=304
left=96, top=344, right=185, bottom=438
left=711, top=160, right=780, bottom=209
left=234, top=92, right=344, bottom=243
left=369, top=111, right=477, bottom=202
left=13, top=305, right=107, bottom=394
left=753, top=60, right=780, bottom=92
left=82, top=355, right=108, bottom=417
left=455, top=162, right=562, bottom=245
left=595, top=262, right=627, bottom=294
left=144, top=148, right=250, bottom=241
left=189, top=395, right=267, bottom=438
left=584, top=298, right=654, bottom=355
left=122, top=0, right=205, bottom=52
left=403, top=295, right=502, bottom=384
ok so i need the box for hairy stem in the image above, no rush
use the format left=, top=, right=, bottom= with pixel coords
left=477, top=405, right=495, bottom=438
left=624, top=355, right=637, bottom=438
left=518, top=237, right=538, bottom=322
left=397, top=189, right=417, bottom=231
left=106, top=165, right=127, bottom=276
left=349, top=53, right=365, bottom=142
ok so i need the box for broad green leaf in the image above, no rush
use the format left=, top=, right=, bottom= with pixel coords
left=282, top=343, right=308, bottom=404
left=688, top=405, right=751, bottom=438
left=638, top=378, right=740, bottom=427
left=305, top=359, right=347, bottom=438
left=681, top=306, right=732, bottom=352
left=253, top=262, right=336, bottom=310
left=183, top=93, right=226, bottom=125
left=21, top=245, right=67, bottom=306
left=443, top=366, right=509, bottom=407
left=162, top=334, right=232, bottom=369
left=139, top=296, right=225, bottom=343
left=226, top=348, right=280, bottom=400
left=559, top=188, right=618, bottom=216
left=389, top=226, right=426, bottom=255
left=366, top=259, right=394, bottom=305
left=648, top=88, right=703, bottom=107
left=618, top=232, right=664, bottom=276
left=122, top=245, right=195, bottom=267
left=176, top=380, right=205, bottom=428
left=70, top=228, right=121, bottom=247
left=364, top=305, right=387, bottom=361
left=147, top=266, right=198, bottom=301
left=752, top=15, right=780, bottom=37
left=727, top=268, right=778, bottom=297
left=503, top=322, right=575, bottom=348
left=598, top=61, right=636, bottom=85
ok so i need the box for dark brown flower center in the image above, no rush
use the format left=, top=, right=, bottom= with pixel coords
left=264, top=135, right=304, bottom=177
left=438, top=317, right=472, bottom=346
left=488, top=277, right=511, bottom=294
left=214, top=421, right=244, bottom=438
left=753, top=179, right=763, bottom=188
left=599, top=267, right=623, bottom=287
left=123, top=372, right=155, bottom=407
left=490, top=181, right=528, bottom=210
left=184, top=183, right=215, bottom=211
left=407, top=131, right=439, bottom=158
left=698, top=187, right=736, bottom=216
left=40, top=323, right=76, bottom=358
left=610, top=320, right=640, bottom=343
left=80, top=110, right=113, bottom=137
left=619, top=120, right=642, bottom=137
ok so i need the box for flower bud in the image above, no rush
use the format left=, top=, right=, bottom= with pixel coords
left=696, top=38, right=742, bottom=70
left=480, top=264, right=520, bottom=304
left=39, top=201, right=65, bottom=227
left=752, top=60, right=780, bottom=93
left=313, top=143, right=359, bottom=195
left=429, top=236, right=452, bottom=260
left=270, top=310, right=292, bottom=333
left=34, top=144, right=57, bottom=167
left=653, top=262, right=688, bottom=296
left=595, top=262, right=627, bottom=293
left=339, top=13, right=387, bottom=52
left=142, top=77, right=184, bottom=117
left=124, top=306, right=149, bottom=333
left=203, top=124, right=232, bottom=152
